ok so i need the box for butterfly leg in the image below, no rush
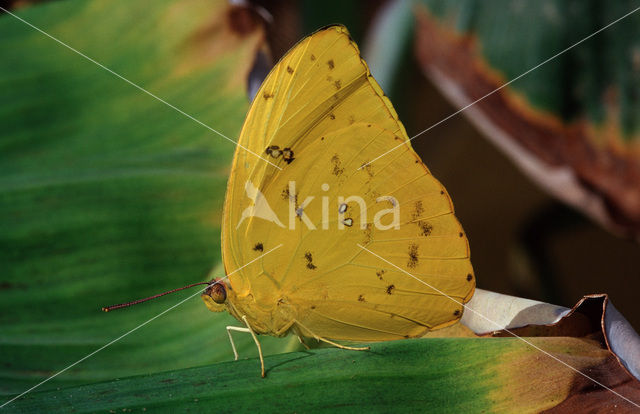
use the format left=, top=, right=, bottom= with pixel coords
left=294, top=319, right=370, bottom=351
left=242, top=315, right=266, bottom=378
left=226, top=321, right=265, bottom=377
left=226, top=325, right=249, bottom=360
left=297, top=335, right=311, bottom=350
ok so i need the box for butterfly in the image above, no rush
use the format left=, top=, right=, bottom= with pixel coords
left=200, top=25, right=475, bottom=376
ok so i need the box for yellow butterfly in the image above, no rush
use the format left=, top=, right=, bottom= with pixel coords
left=200, top=25, right=475, bottom=376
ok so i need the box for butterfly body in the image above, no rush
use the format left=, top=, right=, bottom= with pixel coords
left=202, top=25, right=475, bottom=344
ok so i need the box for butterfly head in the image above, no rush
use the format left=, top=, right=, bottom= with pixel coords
left=201, top=278, right=228, bottom=312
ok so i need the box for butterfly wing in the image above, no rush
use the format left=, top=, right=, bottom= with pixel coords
left=220, top=25, right=474, bottom=340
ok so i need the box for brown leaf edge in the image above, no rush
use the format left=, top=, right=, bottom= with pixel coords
left=479, top=293, right=640, bottom=411
left=413, top=5, right=640, bottom=237
left=483, top=294, right=639, bottom=378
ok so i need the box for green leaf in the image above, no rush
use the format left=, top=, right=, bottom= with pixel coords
left=0, top=0, right=289, bottom=395
left=5, top=336, right=639, bottom=413
left=414, top=0, right=640, bottom=234
left=0, top=339, right=527, bottom=413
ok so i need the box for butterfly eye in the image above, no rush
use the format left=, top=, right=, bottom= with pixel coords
left=265, top=145, right=282, bottom=158
left=205, top=282, right=227, bottom=304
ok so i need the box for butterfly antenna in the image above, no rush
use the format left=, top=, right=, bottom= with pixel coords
left=102, top=281, right=213, bottom=312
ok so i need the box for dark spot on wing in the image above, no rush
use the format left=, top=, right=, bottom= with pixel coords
left=407, top=243, right=419, bottom=268
left=311, top=305, right=316, bottom=309
left=440, top=190, right=445, bottom=195
left=266, top=145, right=282, bottom=158
left=296, top=203, right=307, bottom=221
left=358, top=295, right=365, bottom=302
left=459, top=232, right=464, bottom=238
left=412, top=201, right=424, bottom=220
left=418, top=221, right=432, bottom=237
left=360, top=161, right=373, bottom=178
left=367, top=124, right=371, bottom=127
left=331, top=154, right=344, bottom=176
left=263, top=92, right=273, bottom=99
left=320, top=136, right=325, bottom=141
left=415, top=160, right=419, bottom=164
left=453, top=309, right=461, bottom=317
left=386, top=285, right=395, bottom=294
left=305, top=252, right=316, bottom=270
left=329, top=113, right=336, bottom=120
left=327, top=59, right=335, bottom=69
left=286, top=66, right=294, bottom=74
left=281, top=187, right=298, bottom=207
left=362, top=223, right=373, bottom=244
left=348, top=115, right=355, bottom=125
left=467, top=274, right=473, bottom=282
left=334, top=80, right=341, bottom=90
left=282, top=147, right=294, bottom=164
left=253, top=243, right=264, bottom=252
left=310, top=54, right=316, bottom=61
left=403, top=334, right=410, bottom=339
left=376, top=269, right=385, bottom=280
